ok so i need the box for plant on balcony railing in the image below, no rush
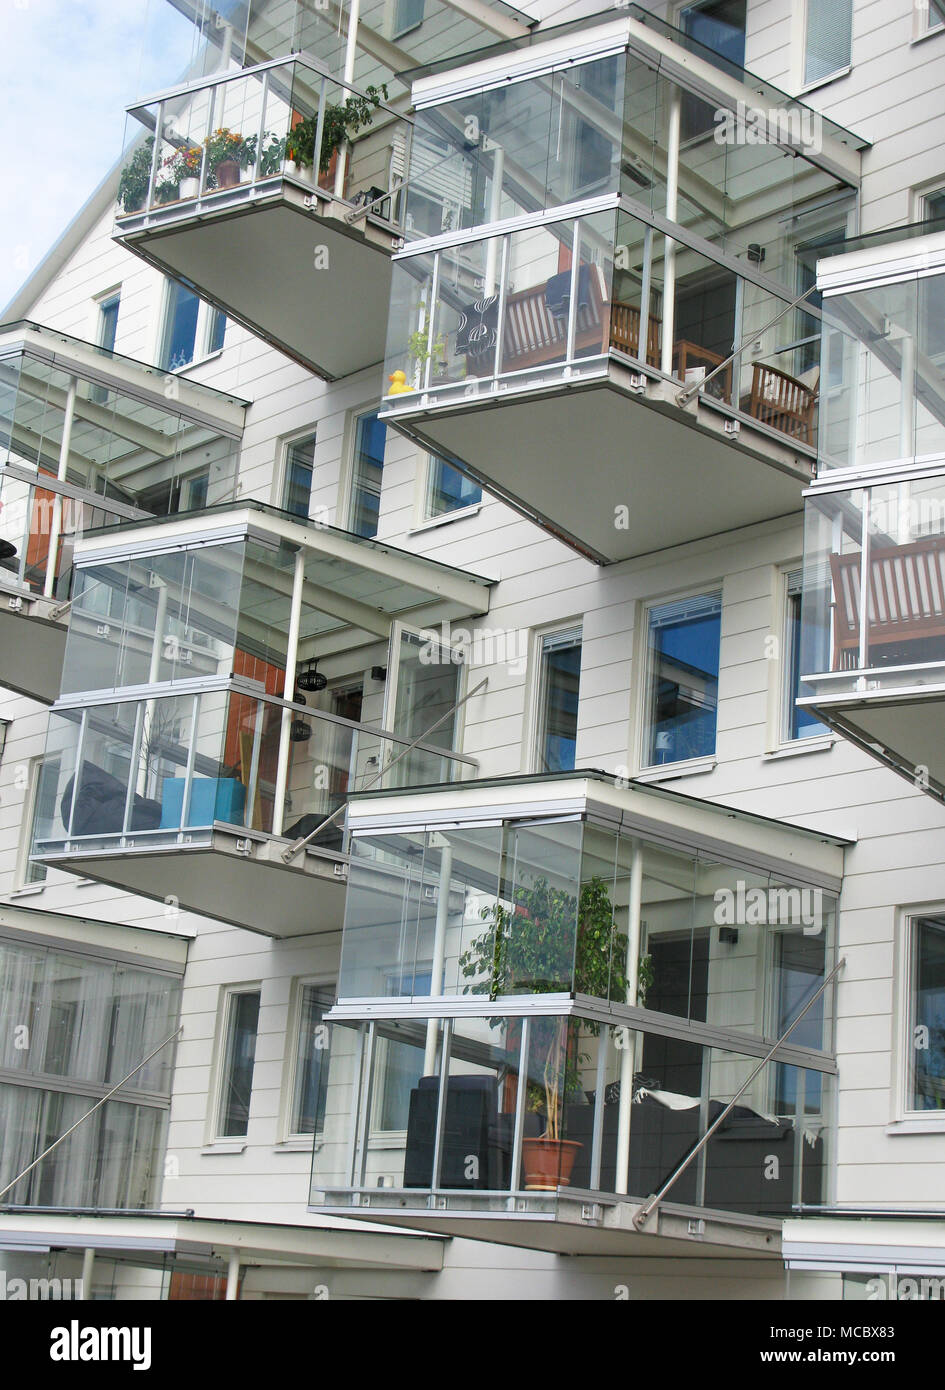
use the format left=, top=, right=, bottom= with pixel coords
left=459, top=874, right=632, bottom=1189
left=118, top=138, right=156, bottom=214
left=284, top=84, right=388, bottom=178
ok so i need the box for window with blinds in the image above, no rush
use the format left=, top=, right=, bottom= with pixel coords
left=804, top=0, right=853, bottom=85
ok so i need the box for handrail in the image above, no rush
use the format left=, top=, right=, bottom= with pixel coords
left=631, top=955, right=845, bottom=1230
left=0, top=1025, right=183, bottom=1203
left=280, top=675, right=488, bottom=863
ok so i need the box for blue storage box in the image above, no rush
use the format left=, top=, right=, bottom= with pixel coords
left=160, top=777, right=246, bottom=829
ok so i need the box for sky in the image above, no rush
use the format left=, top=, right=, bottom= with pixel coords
left=0, top=0, right=198, bottom=312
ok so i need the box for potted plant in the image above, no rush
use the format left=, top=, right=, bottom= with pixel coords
left=459, top=873, right=631, bottom=1191
left=284, top=84, right=388, bottom=188
left=117, top=137, right=156, bottom=214
left=258, top=132, right=285, bottom=179
left=203, top=128, right=257, bottom=189
left=161, top=145, right=203, bottom=199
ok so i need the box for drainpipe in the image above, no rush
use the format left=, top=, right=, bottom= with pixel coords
left=614, top=840, right=643, bottom=1194
left=423, top=839, right=453, bottom=1075
left=225, top=1249, right=240, bottom=1301
left=44, top=375, right=77, bottom=598
left=660, top=87, right=681, bottom=379
left=334, top=0, right=362, bottom=198
left=80, top=1247, right=95, bottom=1300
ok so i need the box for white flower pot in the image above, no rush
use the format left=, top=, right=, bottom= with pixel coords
left=180, top=177, right=200, bottom=199
left=282, top=158, right=314, bottom=185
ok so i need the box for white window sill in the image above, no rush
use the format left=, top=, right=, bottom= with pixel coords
left=7, top=884, right=45, bottom=899
left=911, top=23, right=945, bottom=45
left=886, top=1117, right=945, bottom=1135
left=272, top=1138, right=317, bottom=1153
left=168, top=348, right=224, bottom=377
left=201, top=1140, right=247, bottom=1155
left=798, top=65, right=852, bottom=95
left=634, top=756, right=717, bottom=783
left=409, top=503, right=482, bottom=535
left=763, top=735, right=836, bottom=761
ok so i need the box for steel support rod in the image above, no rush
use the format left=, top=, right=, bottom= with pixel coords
left=631, top=956, right=845, bottom=1230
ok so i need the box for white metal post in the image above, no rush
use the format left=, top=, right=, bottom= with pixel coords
left=615, top=839, right=643, bottom=1194
left=272, top=551, right=306, bottom=837
left=661, top=86, right=681, bottom=378
left=424, top=840, right=453, bottom=1074
left=44, top=376, right=77, bottom=597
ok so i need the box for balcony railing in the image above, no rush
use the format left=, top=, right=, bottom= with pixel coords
left=116, top=55, right=411, bottom=232
left=383, top=202, right=823, bottom=450
left=33, top=688, right=476, bottom=865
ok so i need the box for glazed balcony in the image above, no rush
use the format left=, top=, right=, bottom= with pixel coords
left=378, top=12, right=864, bottom=564
left=0, top=320, right=245, bottom=703
left=30, top=501, right=492, bottom=933
left=113, top=56, right=414, bottom=380
left=798, top=231, right=945, bottom=798
left=310, top=772, right=845, bottom=1255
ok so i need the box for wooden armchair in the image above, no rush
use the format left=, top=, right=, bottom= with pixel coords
left=746, top=363, right=818, bottom=444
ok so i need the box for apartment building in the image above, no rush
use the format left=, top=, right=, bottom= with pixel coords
left=0, top=0, right=944, bottom=1300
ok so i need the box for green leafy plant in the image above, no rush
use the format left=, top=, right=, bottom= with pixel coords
left=117, top=138, right=156, bottom=212
left=408, top=324, right=447, bottom=377
left=459, top=874, right=632, bottom=1141
left=285, top=84, right=388, bottom=174
left=258, top=132, right=286, bottom=177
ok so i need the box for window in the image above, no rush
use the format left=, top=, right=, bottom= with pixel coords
left=908, top=917, right=945, bottom=1110
left=392, top=0, right=423, bottom=38
left=804, top=0, right=853, bottom=86
left=679, top=0, right=747, bottom=139
left=25, top=757, right=60, bottom=885
left=281, top=432, right=317, bottom=518
left=425, top=454, right=481, bottom=520
left=643, top=593, right=721, bottom=767
left=99, top=293, right=120, bottom=353
left=535, top=628, right=582, bottom=773
left=784, top=569, right=826, bottom=742
left=772, top=930, right=826, bottom=1112
left=159, top=281, right=227, bottom=371
left=289, top=984, right=333, bottom=1136
left=349, top=409, right=386, bottom=538
left=795, top=229, right=845, bottom=378
left=217, top=988, right=261, bottom=1137
left=920, top=0, right=945, bottom=33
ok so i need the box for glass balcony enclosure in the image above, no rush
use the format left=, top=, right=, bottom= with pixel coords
left=378, top=17, right=863, bottom=564
left=0, top=320, right=245, bottom=702
left=31, top=502, right=491, bottom=935
left=798, top=231, right=945, bottom=799
left=114, top=57, right=414, bottom=379
left=310, top=772, right=844, bottom=1249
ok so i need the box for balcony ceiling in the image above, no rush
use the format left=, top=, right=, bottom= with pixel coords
left=0, top=601, right=67, bottom=704
left=805, top=693, right=945, bottom=805
left=385, top=371, right=814, bottom=565
left=38, top=827, right=348, bottom=939
left=115, top=185, right=397, bottom=381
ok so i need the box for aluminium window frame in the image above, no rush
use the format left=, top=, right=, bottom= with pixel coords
left=209, top=981, right=263, bottom=1144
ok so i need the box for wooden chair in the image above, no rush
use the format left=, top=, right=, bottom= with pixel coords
left=829, top=537, right=945, bottom=670
left=499, top=264, right=610, bottom=373
left=609, top=302, right=661, bottom=365
left=673, top=339, right=732, bottom=401
left=746, top=363, right=818, bottom=444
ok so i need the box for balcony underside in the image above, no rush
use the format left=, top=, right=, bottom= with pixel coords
left=115, top=181, right=395, bottom=380
left=311, top=1191, right=783, bottom=1259
left=801, top=687, right=945, bottom=802
left=0, top=601, right=67, bottom=704
left=36, top=824, right=347, bottom=938
left=385, top=363, right=813, bottom=565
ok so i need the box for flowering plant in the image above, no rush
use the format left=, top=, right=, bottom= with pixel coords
left=203, top=128, right=258, bottom=172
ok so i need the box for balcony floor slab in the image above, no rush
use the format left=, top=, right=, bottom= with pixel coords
left=36, top=825, right=348, bottom=938
left=0, top=596, right=68, bottom=704
left=115, top=182, right=396, bottom=381
left=802, top=690, right=945, bottom=802
left=382, top=364, right=813, bottom=564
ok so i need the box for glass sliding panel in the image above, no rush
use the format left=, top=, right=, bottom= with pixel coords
left=310, top=1018, right=363, bottom=1192
left=434, top=237, right=498, bottom=387
left=291, top=985, right=333, bottom=1135
left=219, top=989, right=260, bottom=1138
left=801, top=488, right=864, bottom=677
left=491, top=819, right=583, bottom=998
left=386, top=626, right=461, bottom=786
left=0, top=942, right=46, bottom=1072
left=643, top=592, right=721, bottom=767
left=366, top=1017, right=429, bottom=1184
left=680, top=0, right=746, bottom=141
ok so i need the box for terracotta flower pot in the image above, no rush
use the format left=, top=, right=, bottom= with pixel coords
left=216, top=160, right=241, bottom=189
left=521, top=1137, right=582, bottom=1191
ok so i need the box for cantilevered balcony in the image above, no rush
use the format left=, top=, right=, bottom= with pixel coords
left=310, top=772, right=846, bottom=1255
left=31, top=501, right=492, bottom=934
left=113, top=56, right=414, bottom=380
left=0, top=321, right=246, bottom=702
left=798, top=230, right=945, bottom=799
left=379, top=12, right=865, bottom=563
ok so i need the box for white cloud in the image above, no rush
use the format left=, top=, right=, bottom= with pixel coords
left=0, top=0, right=197, bottom=312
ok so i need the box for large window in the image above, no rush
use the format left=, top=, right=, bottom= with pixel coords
left=349, top=409, right=386, bottom=538
left=217, top=988, right=261, bottom=1138
left=289, top=984, right=333, bottom=1136
left=643, top=593, right=721, bottom=767
left=425, top=454, right=481, bottom=521
left=909, top=917, right=945, bottom=1111
left=680, top=0, right=747, bottom=139
left=804, top=0, right=853, bottom=86
left=159, top=281, right=227, bottom=371
left=784, top=569, right=826, bottom=742
left=535, top=628, right=582, bottom=773
left=281, top=432, right=316, bottom=519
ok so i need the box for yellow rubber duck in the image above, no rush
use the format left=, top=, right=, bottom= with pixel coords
left=387, top=370, right=414, bottom=395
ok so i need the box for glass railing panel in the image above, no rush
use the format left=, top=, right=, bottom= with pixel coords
left=863, top=475, right=945, bottom=671
left=0, top=474, right=131, bottom=603
left=801, top=488, right=865, bottom=678
left=431, top=236, right=498, bottom=388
